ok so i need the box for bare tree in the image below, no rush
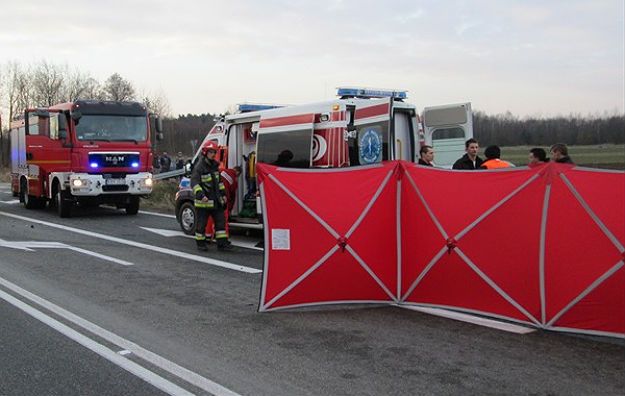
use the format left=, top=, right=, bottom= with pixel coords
left=61, top=68, right=93, bottom=101
left=82, top=77, right=107, bottom=100
left=103, top=73, right=135, bottom=101
left=141, top=90, right=172, bottom=118
left=32, top=60, right=65, bottom=106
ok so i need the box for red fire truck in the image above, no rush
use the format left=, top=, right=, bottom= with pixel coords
left=10, top=100, right=162, bottom=217
left=174, top=88, right=472, bottom=233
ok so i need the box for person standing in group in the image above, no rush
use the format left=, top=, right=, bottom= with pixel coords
left=528, top=148, right=548, bottom=166
left=480, top=145, right=513, bottom=169
left=159, top=151, right=172, bottom=173
left=550, top=143, right=574, bottom=164
left=452, top=138, right=484, bottom=170
left=175, top=152, right=185, bottom=170
left=418, top=145, right=434, bottom=166
left=191, top=142, right=232, bottom=251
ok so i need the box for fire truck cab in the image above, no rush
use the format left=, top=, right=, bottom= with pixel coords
left=10, top=100, right=161, bottom=217
left=175, top=88, right=473, bottom=233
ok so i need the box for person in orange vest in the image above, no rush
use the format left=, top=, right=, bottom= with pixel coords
left=205, top=166, right=242, bottom=240
left=480, top=145, right=514, bottom=169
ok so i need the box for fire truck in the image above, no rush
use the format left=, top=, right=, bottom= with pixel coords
left=174, top=87, right=473, bottom=233
left=10, top=100, right=162, bottom=217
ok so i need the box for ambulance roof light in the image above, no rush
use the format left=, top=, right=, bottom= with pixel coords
left=336, top=87, right=408, bottom=100
left=237, top=104, right=284, bottom=113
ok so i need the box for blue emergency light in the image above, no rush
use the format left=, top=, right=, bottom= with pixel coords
left=336, top=87, right=408, bottom=100
left=238, top=104, right=283, bottom=113
left=131, top=161, right=139, bottom=168
left=90, top=162, right=99, bottom=169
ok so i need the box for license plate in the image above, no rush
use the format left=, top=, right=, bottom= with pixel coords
left=105, top=178, right=126, bottom=185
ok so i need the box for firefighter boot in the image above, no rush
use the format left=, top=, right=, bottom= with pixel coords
left=196, top=239, right=208, bottom=251
left=217, top=239, right=234, bottom=251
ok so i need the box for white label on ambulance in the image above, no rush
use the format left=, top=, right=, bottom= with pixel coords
left=271, top=229, right=290, bottom=250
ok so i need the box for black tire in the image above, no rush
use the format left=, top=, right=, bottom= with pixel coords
left=178, top=201, right=196, bottom=235
left=125, top=196, right=140, bottom=215
left=21, top=179, right=41, bottom=209
left=56, top=189, right=72, bottom=218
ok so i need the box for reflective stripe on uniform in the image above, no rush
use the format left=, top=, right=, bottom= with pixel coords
left=220, top=171, right=234, bottom=185
left=201, top=174, right=212, bottom=182
left=195, top=233, right=206, bottom=241
left=219, top=183, right=225, bottom=190
left=215, top=230, right=228, bottom=239
left=193, top=185, right=203, bottom=194
left=194, top=200, right=214, bottom=208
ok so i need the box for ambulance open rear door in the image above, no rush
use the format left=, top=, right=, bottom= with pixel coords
left=422, top=102, right=473, bottom=168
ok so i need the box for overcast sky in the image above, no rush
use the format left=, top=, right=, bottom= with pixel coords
left=1, top=0, right=623, bottom=117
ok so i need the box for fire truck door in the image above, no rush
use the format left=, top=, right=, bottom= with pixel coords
left=422, top=102, right=473, bottom=168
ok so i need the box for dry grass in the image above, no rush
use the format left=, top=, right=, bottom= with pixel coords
left=0, top=167, right=10, bottom=183
left=500, top=144, right=625, bottom=169
left=140, top=179, right=178, bottom=213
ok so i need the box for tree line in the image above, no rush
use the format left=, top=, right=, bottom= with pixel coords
left=1, top=60, right=623, bottom=168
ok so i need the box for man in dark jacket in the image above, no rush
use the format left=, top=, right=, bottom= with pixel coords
left=418, top=145, right=434, bottom=166
left=453, top=138, right=484, bottom=170
left=550, top=143, right=574, bottom=164
left=191, top=142, right=232, bottom=251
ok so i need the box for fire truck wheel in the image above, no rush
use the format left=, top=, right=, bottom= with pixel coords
left=178, top=201, right=196, bottom=236
left=56, top=189, right=72, bottom=218
left=126, top=196, right=140, bottom=215
left=21, top=180, right=44, bottom=209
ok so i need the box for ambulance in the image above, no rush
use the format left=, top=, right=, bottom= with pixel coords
left=175, top=87, right=473, bottom=233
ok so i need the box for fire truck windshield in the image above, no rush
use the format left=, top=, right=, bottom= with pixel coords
left=75, top=115, right=148, bottom=142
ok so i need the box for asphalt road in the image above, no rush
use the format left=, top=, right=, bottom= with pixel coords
left=0, top=183, right=623, bottom=395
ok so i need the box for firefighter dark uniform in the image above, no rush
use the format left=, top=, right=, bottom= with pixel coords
left=191, top=142, right=232, bottom=251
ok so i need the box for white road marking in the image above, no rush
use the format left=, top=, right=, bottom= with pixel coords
left=0, top=276, right=241, bottom=396
left=138, top=210, right=176, bottom=219
left=140, top=227, right=190, bottom=238
left=0, top=238, right=133, bottom=266
left=399, top=305, right=536, bottom=334
left=0, top=200, right=20, bottom=205
left=0, top=287, right=195, bottom=396
left=140, top=227, right=264, bottom=251
left=118, top=350, right=132, bottom=356
left=0, top=211, right=261, bottom=274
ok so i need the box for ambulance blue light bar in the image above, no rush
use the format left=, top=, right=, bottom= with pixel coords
left=336, top=87, right=408, bottom=100
left=237, top=104, right=283, bottom=113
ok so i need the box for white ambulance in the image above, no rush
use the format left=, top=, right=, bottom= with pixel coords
left=175, top=88, right=473, bottom=233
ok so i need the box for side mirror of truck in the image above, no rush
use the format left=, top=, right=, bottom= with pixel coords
left=155, top=117, right=163, bottom=133
left=71, top=110, right=82, bottom=125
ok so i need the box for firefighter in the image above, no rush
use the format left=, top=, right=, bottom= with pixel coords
left=191, top=141, right=233, bottom=251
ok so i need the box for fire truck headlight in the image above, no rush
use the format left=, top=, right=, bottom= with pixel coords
left=72, top=179, right=84, bottom=187
left=144, top=178, right=153, bottom=187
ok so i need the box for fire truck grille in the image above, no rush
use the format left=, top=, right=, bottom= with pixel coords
left=102, top=185, right=130, bottom=192
left=89, top=153, right=140, bottom=168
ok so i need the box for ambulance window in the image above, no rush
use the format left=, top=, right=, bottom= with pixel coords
left=257, top=130, right=312, bottom=168
left=432, top=127, right=465, bottom=139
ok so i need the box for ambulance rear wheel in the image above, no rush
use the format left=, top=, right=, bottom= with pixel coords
left=56, top=189, right=72, bottom=218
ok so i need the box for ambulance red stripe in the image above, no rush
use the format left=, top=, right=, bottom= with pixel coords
left=355, top=103, right=389, bottom=119
left=260, top=114, right=315, bottom=128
